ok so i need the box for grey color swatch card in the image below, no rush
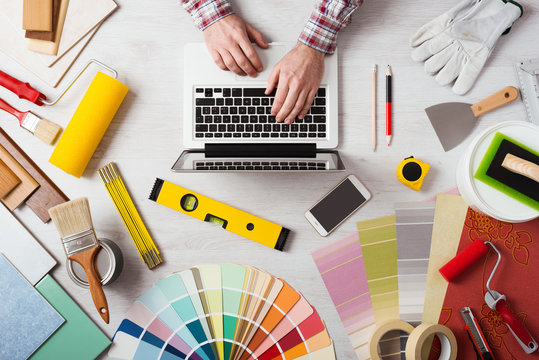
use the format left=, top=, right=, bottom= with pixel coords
left=0, top=254, right=65, bottom=360
left=395, top=201, right=435, bottom=325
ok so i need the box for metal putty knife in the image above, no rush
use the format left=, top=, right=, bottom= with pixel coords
left=425, top=86, right=519, bottom=151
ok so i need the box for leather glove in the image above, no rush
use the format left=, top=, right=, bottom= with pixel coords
left=411, top=0, right=522, bottom=95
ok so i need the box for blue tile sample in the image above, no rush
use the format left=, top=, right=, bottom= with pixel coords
left=0, top=254, right=64, bottom=360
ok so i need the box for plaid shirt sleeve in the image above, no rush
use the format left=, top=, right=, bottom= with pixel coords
left=181, top=0, right=234, bottom=30
left=299, top=0, right=363, bottom=54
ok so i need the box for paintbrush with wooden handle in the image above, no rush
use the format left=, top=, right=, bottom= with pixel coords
left=0, top=97, right=61, bottom=145
left=49, top=197, right=109, bottom=323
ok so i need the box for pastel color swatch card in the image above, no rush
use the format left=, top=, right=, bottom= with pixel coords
left=422, top=194, right=468, bottom=324
left=110, top=263, right=335, bottom=360
left=312, top=232, right=375, bottom=360
left=0, top=255, right=64, bottom=360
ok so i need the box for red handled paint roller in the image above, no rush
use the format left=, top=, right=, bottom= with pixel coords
left=440, top=240, right=538, bottom=354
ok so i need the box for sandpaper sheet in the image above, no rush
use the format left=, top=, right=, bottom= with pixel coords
left=435, top=208, right=539, bottom=359
left=0, top=128, right=68, bottom=222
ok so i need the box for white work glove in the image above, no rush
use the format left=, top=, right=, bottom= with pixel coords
left=411, top=0, right=522, bottom=95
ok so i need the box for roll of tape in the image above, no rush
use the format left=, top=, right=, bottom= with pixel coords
left=369, top=319, right=415, bottom=360
left=405, top=323, right=457, bottom=360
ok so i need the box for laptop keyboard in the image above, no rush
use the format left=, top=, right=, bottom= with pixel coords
left=194, top=87, right=327, bottom=139
left=195, top=160, right=327, bottom=171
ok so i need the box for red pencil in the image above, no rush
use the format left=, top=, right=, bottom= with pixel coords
left=386, top=65, right=392, bottom=146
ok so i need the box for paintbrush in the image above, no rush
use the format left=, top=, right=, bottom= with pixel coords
left=0, top=97, right=61, bottom=145
left=49, top=197, right=110, bottom=323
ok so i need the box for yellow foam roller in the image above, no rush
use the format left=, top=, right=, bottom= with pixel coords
left=49, top=72, right=129, bottom=178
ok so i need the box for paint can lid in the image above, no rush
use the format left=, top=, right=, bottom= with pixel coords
left=66, top=238, right=123, bottom=288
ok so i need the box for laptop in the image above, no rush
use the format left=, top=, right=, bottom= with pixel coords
left=172, top=42, right=345, bottom=172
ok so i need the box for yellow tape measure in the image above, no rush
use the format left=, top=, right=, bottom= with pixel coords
left=396, top=156, right=430, bottom=191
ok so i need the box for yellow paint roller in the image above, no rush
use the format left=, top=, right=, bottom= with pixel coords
left=49, top=60, right=129, bottom=178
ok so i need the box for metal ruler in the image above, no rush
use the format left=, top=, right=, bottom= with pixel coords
left=516, top=58, right=539, bottom=125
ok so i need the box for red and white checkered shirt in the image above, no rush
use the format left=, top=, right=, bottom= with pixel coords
left=181, top=0, right=363, bottom=54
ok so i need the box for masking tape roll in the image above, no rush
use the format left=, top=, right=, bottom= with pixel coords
left=405, top=323, right=457, bottom=360
left=49, top=72, right=129, bottom=178
left=369, top=319, right=415, bottom=360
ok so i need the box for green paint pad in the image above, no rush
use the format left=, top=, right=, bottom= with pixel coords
left=474, top=132, right=539, bottom=211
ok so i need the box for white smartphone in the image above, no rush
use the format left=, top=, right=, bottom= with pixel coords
left=305, top=175, right=371, bottom=236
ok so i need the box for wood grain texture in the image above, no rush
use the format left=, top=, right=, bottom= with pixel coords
left=25, top=0, right=61, bottom=41
left=0, top=1, right=537, bottom=359
left=0, top=144, right=39, bottom=210
left=0, top=128, right=68, bottom=222
left=69, top=246, right=110, bottom=324
left=0, top=158, right=21, bottom=198
left=502, top=153, right=539, bottom=182
left=27, top=0, right=68, bottom=56
left=470, top=86, right=520, bottom=117
left=22, top=0, right=52, bottom=31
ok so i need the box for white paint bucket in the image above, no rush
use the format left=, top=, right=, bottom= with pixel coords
left=456, top=121, right=539, bottom=222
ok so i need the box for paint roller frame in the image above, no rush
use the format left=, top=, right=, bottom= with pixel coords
left=440, top=240, right=538, bottom=354
left=41, top=59, right=118, bottom=106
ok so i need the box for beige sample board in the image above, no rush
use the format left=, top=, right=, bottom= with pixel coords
left=30, top=0, right=117, bottom=65
left=0, top=2, right=99, bottom=88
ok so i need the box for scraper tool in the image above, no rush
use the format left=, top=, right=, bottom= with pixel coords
left=425, top=86, right=519, bottom=151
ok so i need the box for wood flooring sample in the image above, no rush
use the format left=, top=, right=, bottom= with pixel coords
left=25, top=0, right=60, bottom=41
left=23, top=0, right=53, bottom=31
left=0, top=159, right=21, bottom=198
left=0, top=128, right=69, bottom=222
left=27, top=0, right=68, bottom=55
left=0, top=145, right=39, bottom=210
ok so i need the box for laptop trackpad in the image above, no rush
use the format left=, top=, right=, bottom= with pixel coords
left=235, top=43, right=289, bottom=82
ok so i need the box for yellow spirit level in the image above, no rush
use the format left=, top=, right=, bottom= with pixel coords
left=396, top=156, right=430, bottom=191
left=149, top=178, right=290, bottom=250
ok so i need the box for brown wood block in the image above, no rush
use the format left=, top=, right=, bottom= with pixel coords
left=27, top=0, right=69, bottom=56
left=0, top=128, right=68, bottom=222
left=22, top=0, right=53, bottom=31
left=0, top=145, right=39, bottom=210
left=0, top=158, right=21, bottom=198
left=25, top=0, right=60, bottom=41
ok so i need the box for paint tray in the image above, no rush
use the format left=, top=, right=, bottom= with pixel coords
left=474, top=132, right=539, bottom=211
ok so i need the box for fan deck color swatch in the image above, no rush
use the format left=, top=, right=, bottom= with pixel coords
left=109, top=264, right=335, bottom=360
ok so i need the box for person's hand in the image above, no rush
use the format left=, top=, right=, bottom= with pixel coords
left=203, top=14, right=268, bottom=77
left=266, top=42, right=325, bottom=124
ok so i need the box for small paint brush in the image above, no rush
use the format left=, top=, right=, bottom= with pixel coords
left=49, top=197, right=110, bottom=323
left=0, top=97, right=61, bottom=145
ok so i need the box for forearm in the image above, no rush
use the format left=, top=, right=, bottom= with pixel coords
left=181, top=0, right=234, bottom=30
left=299, top=0, right=363, bottom=54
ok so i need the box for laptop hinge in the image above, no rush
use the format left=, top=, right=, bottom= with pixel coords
left=205, top=143, right=317, bottom=158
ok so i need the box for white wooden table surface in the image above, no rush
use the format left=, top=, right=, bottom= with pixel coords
left=1, top=0, right=537, bottom=359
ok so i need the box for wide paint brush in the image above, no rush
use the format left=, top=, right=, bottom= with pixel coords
left=0, top=97, right=61, bottom=145
left=49, top=197, right=110, bottom=323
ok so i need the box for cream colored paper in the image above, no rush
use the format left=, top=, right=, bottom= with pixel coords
left=422, top=194, right=468, bottom=323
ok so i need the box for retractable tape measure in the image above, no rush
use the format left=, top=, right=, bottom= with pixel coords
left=396, top=156, right=430, bottom=191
